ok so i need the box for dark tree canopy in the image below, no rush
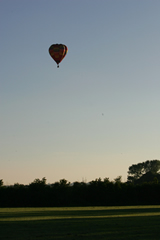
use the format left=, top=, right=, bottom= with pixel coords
left=127, top=160, right=160, bottom=183
left=0, top=179, right=3, bottom=187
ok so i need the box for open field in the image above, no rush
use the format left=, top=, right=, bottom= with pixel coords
left=0, top=206, right=160, bottom=239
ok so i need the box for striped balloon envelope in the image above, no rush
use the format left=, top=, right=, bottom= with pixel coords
left=49, top=44, right=68, bottom=68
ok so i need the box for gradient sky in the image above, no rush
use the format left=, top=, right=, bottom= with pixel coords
left=1, top=0, right=160, bottom=185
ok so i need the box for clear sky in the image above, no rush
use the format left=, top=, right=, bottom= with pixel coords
left=1, top=0, right=160, bottom=185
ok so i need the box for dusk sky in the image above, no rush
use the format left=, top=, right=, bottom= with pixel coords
left=1, top=0, right=160, bottom=185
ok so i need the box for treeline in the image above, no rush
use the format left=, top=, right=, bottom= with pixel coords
left=0, top=177, right=160, bottom=207
left=1, top=160, right=160, bottom=207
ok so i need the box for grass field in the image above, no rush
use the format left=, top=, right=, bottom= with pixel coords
left=0, top=206, right=160, bottom=239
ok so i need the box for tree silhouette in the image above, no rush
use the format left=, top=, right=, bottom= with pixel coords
left=0, top=179, right=3, bottom=187
left=127, top=160, right=160, bottom=183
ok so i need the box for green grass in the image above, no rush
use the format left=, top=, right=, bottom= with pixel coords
left=0, top=206, right=160, bottom=239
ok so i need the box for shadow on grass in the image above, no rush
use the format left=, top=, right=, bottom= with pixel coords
left=1, top=215, right=160, bottom=240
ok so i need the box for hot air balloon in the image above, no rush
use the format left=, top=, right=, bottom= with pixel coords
left=49, top=44, right=68, bottom=68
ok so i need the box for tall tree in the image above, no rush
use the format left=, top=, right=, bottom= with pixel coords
left=0, top=179, right=3, bottom=187
left=127, top=160, right=160, bottom=183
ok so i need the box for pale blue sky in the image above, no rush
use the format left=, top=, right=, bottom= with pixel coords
left=1, top=0, right=160, bottom=185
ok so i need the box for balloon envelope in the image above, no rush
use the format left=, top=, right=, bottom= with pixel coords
left=49, top=44, right=68, bottom=67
